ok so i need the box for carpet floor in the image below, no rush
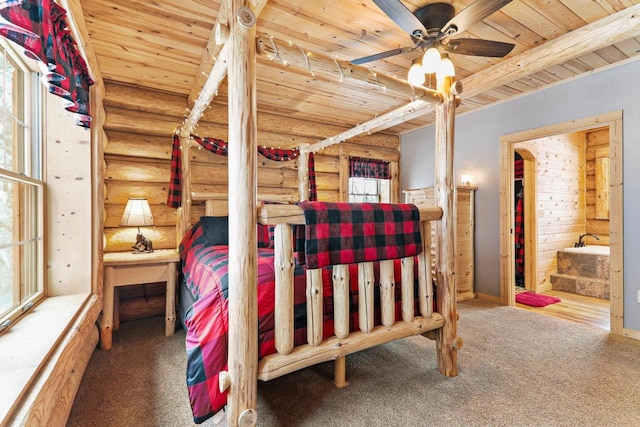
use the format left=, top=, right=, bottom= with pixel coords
left=67, top=299, right=640, bottom=426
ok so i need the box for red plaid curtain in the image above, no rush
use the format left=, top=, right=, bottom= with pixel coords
left=166, top=134, right=182, bottom=208
left=349, top=157, right=390, bottom=179
left=167, top=135, right=317, bottom=208
left=0, top=0, right=93, bottom=128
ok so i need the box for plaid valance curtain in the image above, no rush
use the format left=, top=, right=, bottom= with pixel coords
left=0, top=0, right=93, bottom=128
left=349, top=156, right=390, bottom=179
left=167, top=134, right=317, bottom=208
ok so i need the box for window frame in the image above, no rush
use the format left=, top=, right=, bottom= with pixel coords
left=348, top=176, right=390, bottom=203
left=0, top=38, right=45, bottom=335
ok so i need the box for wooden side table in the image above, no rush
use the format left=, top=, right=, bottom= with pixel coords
left=100, top=249, right=180, bottom=350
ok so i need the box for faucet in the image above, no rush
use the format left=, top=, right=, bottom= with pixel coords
left=575, top=233, right=600, bottom=247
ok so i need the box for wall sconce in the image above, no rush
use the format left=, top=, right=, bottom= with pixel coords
left=461, top=174, right=473, bottom=186
left=120, top=198, right=155, bottom=253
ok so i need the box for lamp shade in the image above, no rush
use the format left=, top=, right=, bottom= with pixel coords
left=120, top=198, right=154, bottom=227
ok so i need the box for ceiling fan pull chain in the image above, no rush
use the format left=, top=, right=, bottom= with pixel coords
left=332, top=57, right=344, bottom=82
left=300, top=47, right=314, bottom=77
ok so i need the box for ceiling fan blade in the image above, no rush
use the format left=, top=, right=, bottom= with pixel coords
left=373, top=0, right=428, bottom=38
left=440, top=0, right=513, bottom=37
left=350, top=47, right=410, bottom=65
left=443, top=38, right=515, bottom=57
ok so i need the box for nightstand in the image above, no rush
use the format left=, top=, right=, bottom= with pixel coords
left=100, top=249, right=180, bottom=350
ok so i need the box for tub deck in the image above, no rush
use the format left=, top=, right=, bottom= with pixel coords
left=550, top=246, right=610, bottom=299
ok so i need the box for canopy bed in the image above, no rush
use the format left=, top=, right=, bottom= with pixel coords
left=172, top=1, right=463, bottom=425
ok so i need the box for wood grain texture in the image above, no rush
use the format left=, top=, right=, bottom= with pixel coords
left=226, top=1, right=259, bottom=423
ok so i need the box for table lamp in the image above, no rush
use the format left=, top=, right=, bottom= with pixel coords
left=120, top=198, right=154, bottom=253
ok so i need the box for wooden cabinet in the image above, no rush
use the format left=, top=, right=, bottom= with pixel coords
left=404, top=186, right=477, bottom=301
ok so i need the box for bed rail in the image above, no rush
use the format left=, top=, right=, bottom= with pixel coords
left=254, top=204, right=444, bottom=381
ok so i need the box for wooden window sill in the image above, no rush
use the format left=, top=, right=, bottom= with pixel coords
left=0, top=293, right=90, bottom=424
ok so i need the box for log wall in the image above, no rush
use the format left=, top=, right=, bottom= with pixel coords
left=102, top=82, right=400, bottom=253
left=102, top=82, right=400, bottom=319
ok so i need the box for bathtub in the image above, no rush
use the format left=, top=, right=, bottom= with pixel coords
left=562, top=245, right=610, bottom=256
left=551, top=246, right=610, bottom=299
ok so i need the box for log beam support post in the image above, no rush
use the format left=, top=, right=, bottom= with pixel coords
left=434, top=78, right=462, bottom=377
left=298, top=143, right=310, bottom=201
left=227, top=0, right=259, bottom=425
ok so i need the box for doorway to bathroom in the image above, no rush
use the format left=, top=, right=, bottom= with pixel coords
left=499, top=112, right=623, bottom=334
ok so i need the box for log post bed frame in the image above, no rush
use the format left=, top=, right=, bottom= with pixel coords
left=176, top=1, right=462, bottom=425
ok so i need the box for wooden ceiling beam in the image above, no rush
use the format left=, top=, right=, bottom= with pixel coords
left=462, top=3, right=640, bottom=99
left=255, top=35, right=441, bottom=105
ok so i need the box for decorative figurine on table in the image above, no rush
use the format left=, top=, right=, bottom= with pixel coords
left=132, top=232, right=153, bottom=253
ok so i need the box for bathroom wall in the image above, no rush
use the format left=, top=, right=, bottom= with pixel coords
left=514, top=133, right=586, bottom=291
left=585, top=128, right=610, bottom=245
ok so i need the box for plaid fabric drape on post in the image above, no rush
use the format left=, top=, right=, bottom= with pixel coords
left=349, top=156, right=390, bottom=179
left=166, top=134, right=182, bottom=208
left=167, top=134, right=317, bottom=207
left=0, top=0, right=94, bottom=128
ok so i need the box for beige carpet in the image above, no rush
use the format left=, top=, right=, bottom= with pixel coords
left=67, top=299, right=640, bottom=426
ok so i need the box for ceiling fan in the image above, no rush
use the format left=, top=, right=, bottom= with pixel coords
left=352, top=0, right=516, bottom=67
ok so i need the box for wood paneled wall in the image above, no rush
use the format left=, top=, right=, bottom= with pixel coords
left=102, top=82, right=400, bottom=253
left=585, top=127, right=610, bottom=245
left=515, top=132, right=586, bottom=291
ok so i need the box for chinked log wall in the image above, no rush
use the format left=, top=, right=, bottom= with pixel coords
left=102, top=82, right=400, bottom=253
left=102, top=82, right=400, bottom=319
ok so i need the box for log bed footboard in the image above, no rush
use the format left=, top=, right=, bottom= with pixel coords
left=256, top=203, right=445, bottom=382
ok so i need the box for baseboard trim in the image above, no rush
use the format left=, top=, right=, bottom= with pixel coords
left=474, top=292, right=502, bottom=304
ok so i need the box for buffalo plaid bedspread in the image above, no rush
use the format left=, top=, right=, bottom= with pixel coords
left=297, top=201, right=422, bottom=269
left=180, top=220, right=420, bottom=424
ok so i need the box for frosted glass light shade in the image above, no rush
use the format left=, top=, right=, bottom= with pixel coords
left=436, top=54, right=455, bottom=78
left=421, top=47, right=441, bottom=74
left=407, top=59, right=425, bottom=86
left=120, top=198, right=154, bottom=227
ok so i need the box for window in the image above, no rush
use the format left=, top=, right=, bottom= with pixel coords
left=348, top=177, right=390, bottom=203
left=0, top=40, right=44, bottom=334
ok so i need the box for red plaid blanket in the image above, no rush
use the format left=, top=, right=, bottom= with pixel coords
left=179, top=220, right=420, bottom=424
left=297, top=202, right=422, bottom=269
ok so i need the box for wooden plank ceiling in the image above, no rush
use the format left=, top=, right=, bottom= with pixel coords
left=80, top=0, right=640, bottom=135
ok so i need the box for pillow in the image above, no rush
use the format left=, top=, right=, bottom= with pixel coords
left=200, top=216, right=229, bottom=247
left=201, top=216, right=274, bottom=248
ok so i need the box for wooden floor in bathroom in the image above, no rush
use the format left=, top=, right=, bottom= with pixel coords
left=516, top=290, right=610, bottom=330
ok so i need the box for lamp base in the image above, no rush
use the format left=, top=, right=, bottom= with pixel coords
left=132, top=232, right=154, bottom=253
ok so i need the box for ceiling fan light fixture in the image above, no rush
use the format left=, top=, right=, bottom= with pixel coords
left=407, top=58, right=425, bottom=86
left=421, top=47, right=441, bottom=74
left=436, top=53, right=455, bottom=78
